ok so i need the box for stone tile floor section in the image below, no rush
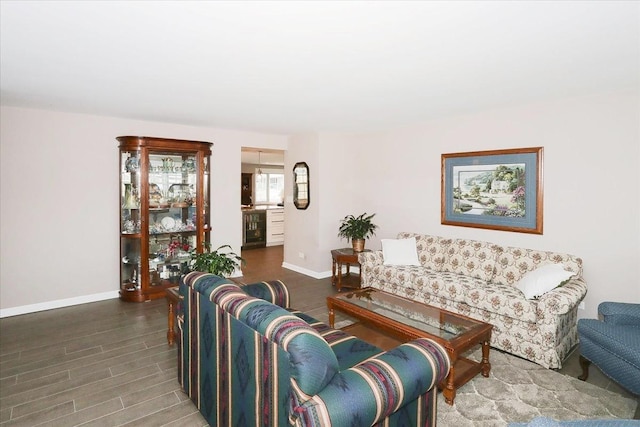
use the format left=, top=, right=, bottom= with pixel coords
left=437, top=348, right=638, bottom=426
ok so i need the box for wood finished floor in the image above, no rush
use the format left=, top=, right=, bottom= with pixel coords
left=1, top=246, right=637, bottom=426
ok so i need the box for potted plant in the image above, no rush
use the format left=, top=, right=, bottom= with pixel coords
left=189, top=243, right=245, bottom=277
left=338, top=213, right=378, bottom=252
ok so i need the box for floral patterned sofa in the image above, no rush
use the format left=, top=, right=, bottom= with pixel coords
left=359, top=232, right=588, bottom=369
left=178, top=272, right=451, bottom=427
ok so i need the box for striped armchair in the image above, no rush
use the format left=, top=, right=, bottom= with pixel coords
left=577, top=302, right=640, bottom=395
left=177, top=272, right=450, bottom=427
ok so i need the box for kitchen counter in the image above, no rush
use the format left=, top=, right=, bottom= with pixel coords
left=241, top=205, right=284, bottom=211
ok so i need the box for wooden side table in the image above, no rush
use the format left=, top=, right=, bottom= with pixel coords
left=165, top=286, right=182, bottom=346
left=331, top=248, right=371, bottom=292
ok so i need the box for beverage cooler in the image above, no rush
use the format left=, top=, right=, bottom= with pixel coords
left=242, top=210, right=266, bottom=249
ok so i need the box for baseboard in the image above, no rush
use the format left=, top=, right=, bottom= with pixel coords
left=0, top=290, right=120, bottom=318
left=0, top=262, right=355, bottom=318
left=281, top=262, right=333, bottom=279
left=280, top=263, right=360, bottom=281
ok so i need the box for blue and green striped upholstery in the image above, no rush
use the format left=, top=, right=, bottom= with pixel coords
left=290, top=310, right=385, bottom=371
left=294, top=339, right=450, bottom=426
left=242, top=279, right=290, bottom=308
left=178, top=272, right=450, bottom=427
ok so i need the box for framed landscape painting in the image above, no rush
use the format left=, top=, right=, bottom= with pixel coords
left=441, top=147, right=543, bottom=234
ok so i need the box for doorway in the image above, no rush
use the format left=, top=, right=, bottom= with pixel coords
left=240, top=148, right=285, bottom=208
left=240, top=148, right=286, bottom=253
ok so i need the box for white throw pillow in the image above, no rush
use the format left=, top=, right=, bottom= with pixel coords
left=515, top=264, right=574, bottom=299
left=382, top=237, right=420, bottom=266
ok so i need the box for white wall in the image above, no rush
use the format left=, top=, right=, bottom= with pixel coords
left=3, top=90, right=638, bottom=319
left=283, top=90, right=640, bottom=319
left=282, top=134, right=323, bottom=275
left=0, top=106, right=288, bottom=315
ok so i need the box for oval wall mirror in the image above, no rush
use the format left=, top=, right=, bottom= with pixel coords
left=293, top=162, right=310, bottom=210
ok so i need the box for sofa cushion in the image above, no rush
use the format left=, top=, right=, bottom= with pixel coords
left=289, top=309, right=384, bottom=370
left=382, top=237, right=420, bottom=266
left=493, top=246, right=582, bottom=287
left=515, top=264, right=575, bottom=299
left=413, top=271, right=471, bottom=304
left=374, top=264, right=426, bottom=295
left=466, top=281, right=539, bottom=323
left=398, top=232, right=448, bottom=271
left=441, top=238, right=501, bottom=282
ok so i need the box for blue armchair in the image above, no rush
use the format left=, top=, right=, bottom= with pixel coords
left=577, top=302, right=640, bottom=395
left=178, top=272, right=451, bottom=426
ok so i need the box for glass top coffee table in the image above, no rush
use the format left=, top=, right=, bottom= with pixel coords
left=327, top=287, right=492, bottom=405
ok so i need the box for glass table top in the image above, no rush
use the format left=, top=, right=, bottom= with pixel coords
left=333, top=288, right=483, bottom=341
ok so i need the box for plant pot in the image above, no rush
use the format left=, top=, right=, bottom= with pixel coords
left=352, top=238, right=365, bottom=252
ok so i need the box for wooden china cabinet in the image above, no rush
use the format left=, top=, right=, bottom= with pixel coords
left=118, top=136, right=212, bottom=302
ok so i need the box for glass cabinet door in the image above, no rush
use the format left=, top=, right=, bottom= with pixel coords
left=202, top=156, right=210, bottom=240
left=120, top=150, right=141, bottom=292
left=147, top=152, right=199, bottom=287
left=118, top=136, right=212, bottom=302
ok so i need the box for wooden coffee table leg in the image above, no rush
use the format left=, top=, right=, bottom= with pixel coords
left=481, top=340, right=491, bottom=377
left=443, top=363, right=456, bottom=405
left=337, top=261, right=343, bottom=292
left=327, top=300, right=336, bottom=328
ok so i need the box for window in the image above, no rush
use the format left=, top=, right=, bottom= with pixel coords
left=255, top=172, right=284, bottom=204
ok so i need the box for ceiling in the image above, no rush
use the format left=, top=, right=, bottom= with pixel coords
left=241, top=148, right=284, bottom=166
left=1, top=1, right=638, bottom=135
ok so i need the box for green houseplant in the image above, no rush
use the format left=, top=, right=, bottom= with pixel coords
left=189, top=244, right=245, bottom=277
left=338, top=213, right=378, bottom=252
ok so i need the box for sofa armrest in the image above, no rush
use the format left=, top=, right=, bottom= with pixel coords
left=358, top=250, right=385, bottom=288
left=295, top=338, right=450, bottom=426
left=358, top=250, right=384, bottom=267
left=180, top=271, right=234, bottom=300
left=599, top=302, right=640, bottom=326
left=241, top=280, right=290, bottom=308
left=536, top=277, right=588, bottom=315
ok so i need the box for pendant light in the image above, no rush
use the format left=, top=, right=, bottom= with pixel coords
left=258, top=151, right=263, bottom=176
